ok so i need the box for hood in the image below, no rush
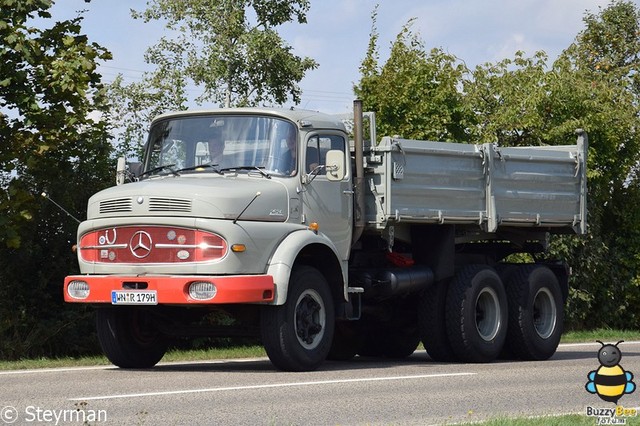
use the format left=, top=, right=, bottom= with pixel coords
left=87, top=175, right=290, bottom=222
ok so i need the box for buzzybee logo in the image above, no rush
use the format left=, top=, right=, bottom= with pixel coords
left=585, top=341, right=636, bottom=404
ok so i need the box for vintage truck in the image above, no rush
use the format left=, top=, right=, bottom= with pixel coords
left=64, top=101, right=587, bottom=371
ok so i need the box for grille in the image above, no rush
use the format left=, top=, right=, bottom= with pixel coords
left=149, top=197, right=192, bottom=212
left=99, top=198, right=132, bottom=214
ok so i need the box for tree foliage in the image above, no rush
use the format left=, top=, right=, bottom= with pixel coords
left=356, top=1, right=640, bottom=329
left=355, top=9, right=469, bottom=142
left=130, top=0, right=318, bottom=107
left=0, top=0, right=113, bottom=358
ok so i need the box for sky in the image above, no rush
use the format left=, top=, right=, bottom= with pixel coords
left=48, top=0, right=620, bottom=114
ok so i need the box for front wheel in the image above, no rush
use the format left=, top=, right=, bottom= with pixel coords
left=260, top=266, right=335, bottom=371
left=96, top=307, right=168, bottom=368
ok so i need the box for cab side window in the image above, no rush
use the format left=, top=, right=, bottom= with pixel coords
left=306, top=135, right=345, bottom=174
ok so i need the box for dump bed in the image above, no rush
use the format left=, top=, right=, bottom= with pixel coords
left=364, top=133, right=587, bottom=234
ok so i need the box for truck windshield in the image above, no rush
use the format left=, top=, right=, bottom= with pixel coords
left=144, top=114, right=297, bottom=177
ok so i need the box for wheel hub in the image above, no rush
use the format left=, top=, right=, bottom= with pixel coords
left=296, top=294, right=323, bottom=345
left=533, top=288, right=556, bottom=339
left=475, top=287, right=501, bottom=341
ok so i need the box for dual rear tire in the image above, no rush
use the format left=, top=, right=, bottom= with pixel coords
left=419, top=264, right=563, bottom=363
left=445, top=265, right=507, bottom=363
left=503, top=265, right=563, bottom=360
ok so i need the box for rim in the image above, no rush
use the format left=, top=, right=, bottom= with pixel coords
left=475, top=287, right=501, bottom=341
left=294, top=289, right=326, bottom=350
left=533, top=287, right=557, bottom=339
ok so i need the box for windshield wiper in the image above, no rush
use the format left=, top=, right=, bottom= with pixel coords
left=174, top=163, right=223, bottom=175
left=138, top=164, right=179, bottom=179
left=219, top=166, right=271, bottom=179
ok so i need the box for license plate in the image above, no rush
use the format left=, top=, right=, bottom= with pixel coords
left=111, top=290, right=158, bottom=305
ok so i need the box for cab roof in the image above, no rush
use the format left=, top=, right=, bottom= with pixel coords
left=152, top=107, right=348, bottom=132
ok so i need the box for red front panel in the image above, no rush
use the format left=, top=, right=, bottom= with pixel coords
left=79, top=226, right=228, bottom=264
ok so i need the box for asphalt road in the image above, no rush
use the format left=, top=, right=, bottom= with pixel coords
left=1, top=341, right=639, bottom=425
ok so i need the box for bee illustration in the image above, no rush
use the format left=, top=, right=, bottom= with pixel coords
left=586, top=340, right=636, bottom=404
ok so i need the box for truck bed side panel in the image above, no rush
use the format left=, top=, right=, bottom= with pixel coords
left=366, top=137, right=587, bottom=234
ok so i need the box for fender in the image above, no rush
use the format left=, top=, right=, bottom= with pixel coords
left=266, top=228, right=346, bottom=305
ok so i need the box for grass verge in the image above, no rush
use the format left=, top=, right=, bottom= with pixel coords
left=463, top=413, right=640, bottom=425
left=560, top=328, right=640, bottom=343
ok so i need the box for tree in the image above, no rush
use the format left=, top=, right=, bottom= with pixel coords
left=0, top=0, right=112, bottom=246
left=354, top=11, right=469, bottom=142
left=0, top=0, right=113, bottom=358
left=134, top=0, right=318, bottom=108
left=555, top=0, right=640, bottom=328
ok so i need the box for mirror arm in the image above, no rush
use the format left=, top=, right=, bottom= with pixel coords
left=302, top=165, right=326, bottom=184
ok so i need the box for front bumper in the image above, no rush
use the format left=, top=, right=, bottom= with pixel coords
left=63, top=274, right=275, bottom=305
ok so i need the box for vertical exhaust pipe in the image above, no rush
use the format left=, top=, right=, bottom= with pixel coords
left=352, top=100, right=366, bottom=246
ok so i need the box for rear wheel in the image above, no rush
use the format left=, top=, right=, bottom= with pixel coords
left=260, top=266, right=335, bottom=371
left=445, top=265, right=507, bottom=363
left=96, top=307, right=168, bottom=368
left=504, top=265, right=563, bottom=360
left=418, top=281, right=457, bottom=362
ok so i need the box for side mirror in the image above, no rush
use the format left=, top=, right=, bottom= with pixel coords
left=325, top=150, right=345, bottom=182
left=129, top=162, right=143, bottom=178
left=116, top=157, right=143, bottom=185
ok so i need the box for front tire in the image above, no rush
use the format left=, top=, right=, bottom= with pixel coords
left=260, top=266, right=335, bottom=371
left=504, top=265, right=564, bottom=360
left=96, top=307, right=168, bottom=368
left=445, top=265, right=507, bottom=363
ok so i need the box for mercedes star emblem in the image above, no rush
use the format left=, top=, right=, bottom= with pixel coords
left=130, top=230, right=152, bottom=258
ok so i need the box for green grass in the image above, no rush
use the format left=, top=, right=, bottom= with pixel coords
left=463, top=413, right=640, bottom=425
left=1, top=329, right=639, bottom=371
left=561, top=328, right=640, bottom=343
left=162, top=345, right=266, bottom=362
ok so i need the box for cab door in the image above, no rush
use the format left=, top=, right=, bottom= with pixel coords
left=301, top=133, right=353, bottom=259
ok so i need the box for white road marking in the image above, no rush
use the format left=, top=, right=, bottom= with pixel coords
left=0, top=357, right=266, bottom=376
left=0, top=366, right=111, bottom=375
left=69, top=372, right=476, bottom=401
